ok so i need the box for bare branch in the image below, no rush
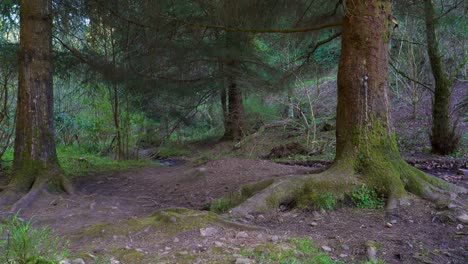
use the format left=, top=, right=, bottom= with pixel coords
left=389, top=61, right=434, bottom=93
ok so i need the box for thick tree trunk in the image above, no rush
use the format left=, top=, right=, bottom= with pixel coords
left=232, top=0, right=458, bottom=217
left=0, top=0, right=72, bottom=208
left=424, top=0, right=457, bottom=155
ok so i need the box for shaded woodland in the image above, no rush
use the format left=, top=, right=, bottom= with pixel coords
left=0, top=0, right=467, bottom=263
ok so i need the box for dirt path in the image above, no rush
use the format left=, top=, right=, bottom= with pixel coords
left=21, top=158, right=314, bottom=235
left=4, top=157, right=468, bottom=263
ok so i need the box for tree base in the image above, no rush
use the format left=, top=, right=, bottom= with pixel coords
left=0, top=171, right=73, bottom=212
left=231, top=159, right=466, bottom=218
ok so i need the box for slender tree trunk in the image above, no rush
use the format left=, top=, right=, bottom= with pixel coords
left=1, top=0, right=72, bottom=207
left=222, top=31, right=246, bottom=141
left=226, top=75, right=245, bottom=141
left=424, top=0, right=457, bottom=155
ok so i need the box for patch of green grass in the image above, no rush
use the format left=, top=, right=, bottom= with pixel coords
left=0, top=213, right=69, bottom=263
left=210, top=179, right=274, bottom=213
left=244, top=237, right=344, bottom=264
left=156, top=144, right=191, bottom=158
left=311, top=192, right=337, bottom=210
left=351, top=184, right=385, bottom=209
left=58, top=145, right=159, bottom=176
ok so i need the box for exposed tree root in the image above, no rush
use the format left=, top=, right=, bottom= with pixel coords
left=0, top=172, right=73, bottom=213
left=231, top=160, right=466, bottom=218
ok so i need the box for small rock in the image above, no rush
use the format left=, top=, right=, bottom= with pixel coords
left=110, top=257, right=120, bottom=264
left=390, top=220, right=397, bottom=224
left=236, top=231, right=249, bottom=239
left=165, top=247, right=171, bottom=251
left=310, top=222, right=318, bottom=227
left=135, top=248, right=144, bottom=252
left=197, top=167, right=207, bottom=173
left=385, top=223, right=393, bottom=228
left=312, top=211, right=321, bottom=219
left=170, top=216, right=177, bottom=223
left=179, top=251, right=189, bottom=255
left=341, top=244, right=350, bottom=251
left=235, top=257, right=251, bottom=264
left=245, top=214, right=255, bottom=220
left=200, top=227, right=218, bottom=237
left=366, top=242, right=377, bottom=260
left=339, top=254, right=348, bottom=258
left=457, top=169, right=468, bottom=176
left=457, top=213, right=468, bottom=224
left=59, top=259, right=71, bottom=264
left=456, top=224, right=463, bottom=230
left=279, top=205, right=288, bottom=212
left=214, top=241, right=224, bottom=247
left=173, top=237, right=180, bottom=243
left=269, top=235, right=279, bottom=242
left=257, top=214, right=266, bottom=221
left=321, top=245, right=332, bottom=252
left=72, top=258, right=86, bottom=264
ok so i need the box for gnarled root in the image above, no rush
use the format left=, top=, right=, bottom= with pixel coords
left=0, top=173, right=73, bottom=213
left=231, top=159, right=466, bottom=218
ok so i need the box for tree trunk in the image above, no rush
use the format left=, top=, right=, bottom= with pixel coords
left=232, top=0, right=456, bottom=217
left=424, top=0, right=458, bottom=155
left=225, top=77, right=245, bottom=141
left=0, top=0, right=72, bottom=208
left=222, top=31, right=246, bottom=141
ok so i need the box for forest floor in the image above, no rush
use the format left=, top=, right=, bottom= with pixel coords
left=3, top=148, right=467, bottom=264
left=1, top=81, right=466, bottom=264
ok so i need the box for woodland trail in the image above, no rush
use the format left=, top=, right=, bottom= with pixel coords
left=2, top=157, right=467, bottom=263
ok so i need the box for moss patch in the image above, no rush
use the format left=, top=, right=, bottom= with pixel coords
left=77, top=208, right=219, bottom=239
left=210, top=179, right=274, bottom=213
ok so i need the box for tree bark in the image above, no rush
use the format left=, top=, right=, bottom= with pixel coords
left=0, top=0, right=72, bottom=207
left=222, top=31, right=246, bottom=141
left=424, top=0, right=458, bottom=155
left=232, top=0, right=456, bottom=217
left=225, top=76, right=245, bottom=141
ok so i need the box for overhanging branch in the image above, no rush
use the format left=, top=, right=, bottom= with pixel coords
left=187, top=20, right=342, bottom=34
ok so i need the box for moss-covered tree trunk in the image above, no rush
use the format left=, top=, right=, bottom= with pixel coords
left=423, top=0, right=457, bottom=155
left=232, top=0, right=456, bottom=217
left=0, top=0, right=72, bottom=208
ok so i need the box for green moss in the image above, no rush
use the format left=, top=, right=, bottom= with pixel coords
left=210, top=179, right=274, bottom=213
left=78, top=208, right=219, bottom=239
left=108, top=248, right=145, bottom=263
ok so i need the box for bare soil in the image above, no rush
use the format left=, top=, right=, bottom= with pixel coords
left=1, top=154, right=466, bottom=264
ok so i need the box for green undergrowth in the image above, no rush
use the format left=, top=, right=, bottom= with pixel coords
left=243, top=237, right=343, bottom=264
left=0, top=213, right=69, bottom=263
left=0, top=146, right=160, bottom=177
left=58, top=145, right=160, bottom=176
left=351, top=184, right=385, bottom=209
left=209, top=179, right=275, bottom=213
left=241, top=237, right=388, bottom=264
left=156, top=144, right=191, bottom=158
left=295, top=178, right=354, bottom=210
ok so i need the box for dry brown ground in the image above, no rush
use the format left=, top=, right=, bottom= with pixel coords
left=0, top=155, right=465, bottom=264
